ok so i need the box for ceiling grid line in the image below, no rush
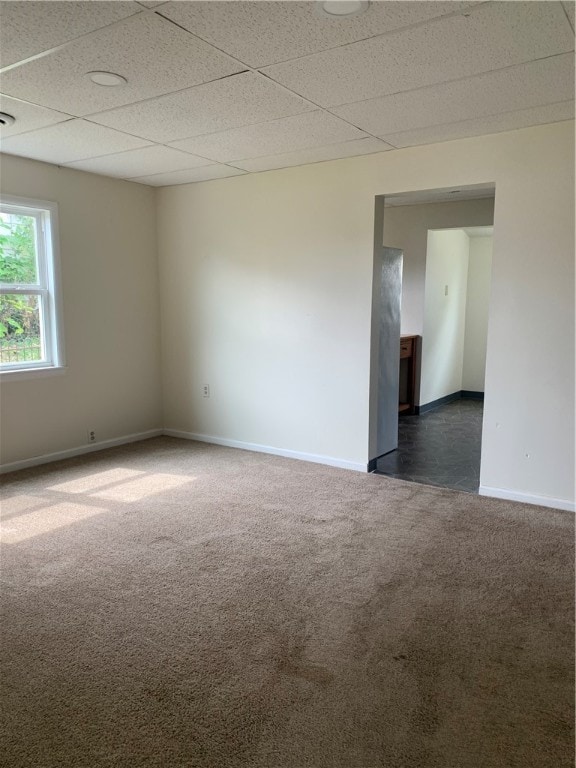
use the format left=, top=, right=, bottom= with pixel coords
left=3, top=52, right=571, bottom=149
left=0, top=0, right=573, bottom=185
left=379, top=99, right=576, bottom=145
left=322, top=51, right=576, bottom=114
left=150, top=5, right=376, bottom=145
left=155, top=1, right=492, bottom=71
left=0, top=4, right=152, bottom=74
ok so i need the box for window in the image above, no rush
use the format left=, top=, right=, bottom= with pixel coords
left=0, top=196, right=63, bottom=375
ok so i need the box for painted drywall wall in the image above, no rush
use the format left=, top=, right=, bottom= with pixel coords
left=463, top=236, right=493, bottom=391
left=382, top=198, right=494, bottom=336
left=419, top=229, right=493, bottom=405
left=0, top=154, right=162, bottom=465
left=157, top=121, right=574, bottom=507
left=420, top=229, right=470, bottom=405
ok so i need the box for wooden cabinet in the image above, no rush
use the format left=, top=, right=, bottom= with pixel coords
left=399, top=335, right=419, bottom=414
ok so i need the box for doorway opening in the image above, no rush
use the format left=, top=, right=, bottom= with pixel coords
left=368, top=184, right=495, bottom=493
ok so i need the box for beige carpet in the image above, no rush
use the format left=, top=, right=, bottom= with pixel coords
left=0, top=437, right=573, bottom=768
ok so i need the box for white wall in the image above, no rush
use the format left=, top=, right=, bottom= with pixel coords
left=0, top=154, right=162, bottom=466
left=420, top=229, right=470, bottom=405
left=463, top=236, right=493, bottom=392
left=382, top=198, right=494, bottom=335
left=419, top=229, right=493, bottom=404
left=157, top=121, right=575, bottom=508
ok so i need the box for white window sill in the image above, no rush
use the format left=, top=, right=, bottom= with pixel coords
left=0, top=366, right=67, bottom=382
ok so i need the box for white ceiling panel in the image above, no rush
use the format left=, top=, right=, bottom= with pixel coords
left=0, top=1, right=139, bottom=68
left=262, top=2, right=574, bottom=107
left=563, top=2, right=575, bottom=32
left=1, top=2, right=572, bottom=183
left=0, top=95, right=71, bottom=138
left=131, top=164, right=246, bottom=186
left=64, top=145, right=211, bottom=178
left=159, top=1, right=478, bottom=68
left=169, top=111, right=367, bottom=163
left=332, top=54, right=575, bottom=137
left=233, top=137, right=392, bottom=173
left=382, top=101, right=575, bottom=149
left=0, top=13, right=244, bottom=117
left=88, top=72, right=314, bottom=143
left=0, top=119, right=151, bottom=164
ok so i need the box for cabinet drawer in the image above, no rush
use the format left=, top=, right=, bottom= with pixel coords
left=400, top=338, right=413, bottom=358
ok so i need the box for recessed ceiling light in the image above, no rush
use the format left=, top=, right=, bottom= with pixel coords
left=320, top=1, right=370, bottom=18
left=86, top=71, right=127, bottom=87
left=0, top=112, right=16, bottom=127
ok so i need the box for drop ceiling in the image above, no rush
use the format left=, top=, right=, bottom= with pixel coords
left=0, top=1, right=574, bottom=187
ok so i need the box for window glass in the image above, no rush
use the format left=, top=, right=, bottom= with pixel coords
left=0, top=198, right=63, bottom=374
left=0, top=212, right=39, bottom=284
left=0, top=294, right=43, bottom=364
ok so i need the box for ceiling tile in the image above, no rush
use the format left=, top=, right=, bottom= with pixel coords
left=332, top=54, right=575, bottom=137
left=88, top=72, right=314, bottom=143
left=261, top=2, right=574, bottom=107
left=382, top=101, right=575, bottom=149
left=233, top=137, right=392, bottom=173
left=63, top=145, right=211, bottom=178
left=131, top=165, right=246, bottom=186
left=0, top=119, right=151, bottom=164
left=0, top=1, right=139, bottom=68
left=0, top=13, right=244, bottom=117
left=563, top=2, right=575, bottom=32
left=0, top=94, right=71, bottom=137
left=159, top=1, right=478, bottom=68
left=169, top=111, right=367, bottom=163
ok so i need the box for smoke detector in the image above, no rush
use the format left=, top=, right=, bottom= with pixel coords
left=86, top=71, right=127, bottom=87
left=0, top=112, right=16, bottom=128
left=320, top=1, right=370, bottom=17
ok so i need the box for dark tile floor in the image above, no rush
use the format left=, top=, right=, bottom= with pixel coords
left=375, top=399, right=483, bottom=493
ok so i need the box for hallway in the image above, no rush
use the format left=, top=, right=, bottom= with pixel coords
left=375, top=399, right=483, bottom=493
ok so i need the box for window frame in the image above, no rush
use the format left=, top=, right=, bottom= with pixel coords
left=0, top=195, right=65, bottom=378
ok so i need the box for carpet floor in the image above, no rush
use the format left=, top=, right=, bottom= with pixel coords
left=0, top=437, right=573, bottom=768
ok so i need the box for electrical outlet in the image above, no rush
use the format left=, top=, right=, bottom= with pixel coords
left=88, top=429, right=96, bottom=443
left=202, top=385, right=210, bottom=398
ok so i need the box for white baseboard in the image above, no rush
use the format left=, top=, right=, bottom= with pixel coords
left=3, top=431, right=573, bottom=511
left=479, top=485, right=575, bottom=512
left=163, top=429, right=366, bottom=472
left=0, top=429, right=163, bottom=474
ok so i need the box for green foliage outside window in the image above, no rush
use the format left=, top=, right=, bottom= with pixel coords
left=0, top=214, right=41, bottom=361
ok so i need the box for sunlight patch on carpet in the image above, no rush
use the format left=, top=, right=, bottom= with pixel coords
left=91, top=473, right=193, bottom=502
left=0, top=502, right=108, bottom=543
left=48, top=467, right=144, bottom=494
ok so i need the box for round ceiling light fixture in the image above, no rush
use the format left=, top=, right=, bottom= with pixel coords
left=86, top=71, right=127, bottom=87
left=320, top=1, right=371, bottom=18
left=0, top=112, right=16, bottom=127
